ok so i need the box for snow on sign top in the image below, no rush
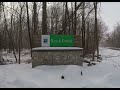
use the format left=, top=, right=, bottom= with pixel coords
left=32, top=47, right=83, bottom=51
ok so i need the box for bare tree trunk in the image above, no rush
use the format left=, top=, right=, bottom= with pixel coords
left=66, top=2, right=70, bottom=34
left=93, top=2, right=98, bottom=60
left=15, top=25, right=19, bottom=52
left=74, top=2, right=77, bottom=35
left=18, top=3, right=24, bottom=64
left=86, top=22, right=89, bottom=54
left=82, top=2, right=85, bottom=57
left=0, top=2, right=2, bottom=59
left=0, top=3, right=4, bottom=62
left=42, top=2, right=47, bottom=34
left=50, top=11, right=54, bottom=33
left=71, top=2, right=74, bottom=34
left=62, top=2, right=67, bottom=34
left=18, top=14, right=21, bottom=64
left=64, top=2, right=67, bottom=34
left=10, top=14, right=18, bottom=63
left=95, top=2, right=99, bottom=59
left=55, top=15, right=58, bottom=34
left=26, top=2, right=32, bottom=57
left=33, top=2, right=37, bottom=33
left=0, top=34, right=1, bottom=51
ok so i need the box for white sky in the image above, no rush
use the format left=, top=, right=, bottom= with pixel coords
left=100, top=2, right=120, bottom=32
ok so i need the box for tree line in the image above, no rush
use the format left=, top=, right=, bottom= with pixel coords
left=105, top=23, right=120, bottom=48
left=0, top=2, right=107, bottom=64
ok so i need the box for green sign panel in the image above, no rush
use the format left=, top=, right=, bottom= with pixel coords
left=50, top=35, right=74, bottom=47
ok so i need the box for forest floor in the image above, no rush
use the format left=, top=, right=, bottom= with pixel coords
left=0, top=48, right=120, bottom=88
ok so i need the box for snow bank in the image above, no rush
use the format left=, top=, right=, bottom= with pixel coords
left=0, top=48, right=120, bottom=88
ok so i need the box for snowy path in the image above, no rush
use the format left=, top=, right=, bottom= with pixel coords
left=0, top=48, right=120, bottom=88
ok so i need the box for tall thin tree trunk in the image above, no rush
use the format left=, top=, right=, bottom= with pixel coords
left=86, top=22, right=89, bottom=54
left=50, top=11, right=54, bottom=33
left=10, top=14, right=18, bottom=63
left=66, top=2, right=70, bottom=34
left=82, top=2, right=85, bottom=57
left=74, top=2, right=77, bottom=35
left=93, top=2, right=98, bottom=60
left=0, top=2, right=2, bottom=61
left=42, top=2, right=47, bottom=34
left=71, top=2, right=74, bottom=34
left=95, top=2, right=99, bottom=59
left=33, top=2, right=37, bottom=33
left=18, top=6, right=23, bottom=64
left=54, top=4, right=59, bottom=34
left=64, top=2, right=67, bottom=34
left=18, top=14, right=21, bottom=64
left=26, top=2, right=32, bottom=57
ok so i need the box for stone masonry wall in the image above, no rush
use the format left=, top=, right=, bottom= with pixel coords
left=32, top=50, right=83, bottom=68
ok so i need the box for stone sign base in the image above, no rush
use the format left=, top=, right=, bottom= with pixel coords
left=32, top=47, right=83, bottom=68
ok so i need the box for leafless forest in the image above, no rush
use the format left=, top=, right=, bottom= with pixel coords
left=0, top=2, right=114, bottom=64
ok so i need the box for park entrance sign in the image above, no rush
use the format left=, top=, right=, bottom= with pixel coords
left=41, top=35, right=74, bottom=47
left=41, top=35, right=50, bottom=47
left=32, top=35, right=83, bottom=67
left=50, top=35, right=74, bottom=47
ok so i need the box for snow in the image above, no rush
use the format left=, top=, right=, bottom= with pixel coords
left=0, top=47, right=120, bottom=88
left=32, top=47, right=83, bottom=51
left=2, top=49, right=31, bottom=64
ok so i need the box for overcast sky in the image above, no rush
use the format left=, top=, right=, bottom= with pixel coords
left=100, top=2, right=120, bottom=32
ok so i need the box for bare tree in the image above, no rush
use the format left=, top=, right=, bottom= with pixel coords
left=92, top=2, right=98, bottom=60
left=71, top=2, right=74, bottom=34
left=26, top=2, right=32, bottom=57
left=18, top=2, right=24, bottom=64
left=74, top=2, right=77, bottom=35
left=86, top=22, right=89, bottom=54
left=42, top=2, right=47, bottom=34
left=33, top=2, right=38, bottom=33
left=95, top=2, right=99, bottom=59
left=0, top=2, right=106, bottom=64
left=3, top=3, right=18, bottom=63
left=0, top=2, right=3, bottom=63
left=81, top=2, right=85, bottom=57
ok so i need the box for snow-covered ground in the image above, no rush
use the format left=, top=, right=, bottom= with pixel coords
left=0, top=48, right=120, bottom=88
left=1, top=49, right=31, bottom=64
